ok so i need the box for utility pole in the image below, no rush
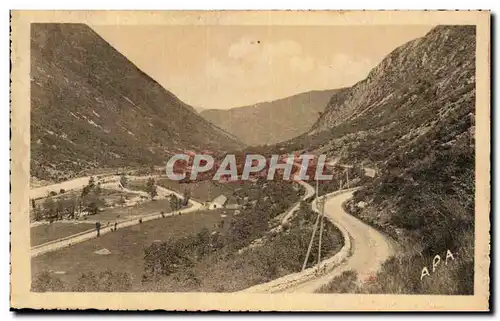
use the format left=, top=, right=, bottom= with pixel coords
left=346, top=168, right=350, bottom=189
left=317, top=193, right=324, bottom=269
left=302, top=207, right=320, bottom=271
left=316, top=179, right=324, bottom=266
left=302, top=180, right=326, bottom=272
left=302, top=179, right=320, bottom=271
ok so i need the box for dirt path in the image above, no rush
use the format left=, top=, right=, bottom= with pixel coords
left=30, top=174, right=166, bottom=200
left=280, top=191, right=395, bottom=292
left=30, top=175, right=119, bottom=200
left=30, top=175, right=203, bottom=257
left=280, top=180, right=315, bottom=225
left=240, top=189, right=395, bottom=293
left=31, top=198, right=202, bottom=257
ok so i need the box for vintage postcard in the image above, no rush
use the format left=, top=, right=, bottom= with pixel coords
left=10, top=10, right=490, bottom=311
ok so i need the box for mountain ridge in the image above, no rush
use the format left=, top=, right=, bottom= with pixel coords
left=31, top=23, right=242, bottom=182
left=201, top=89, right=338, bottom=146
left=310, top=25, right=474, bottom=134
left=290, top=25, right=476, bottom=294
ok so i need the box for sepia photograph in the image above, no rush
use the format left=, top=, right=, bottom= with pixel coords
left=10, top=10, right=490, bottom=311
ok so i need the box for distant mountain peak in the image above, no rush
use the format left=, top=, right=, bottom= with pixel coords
left=200, top=89, right=339, bottom=146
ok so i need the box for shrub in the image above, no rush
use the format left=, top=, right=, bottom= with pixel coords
left=32, top=272, right=65, bottom=292
left=72, top=271, right=132, bottom=292
left=317, top=270, right=359, bottom=293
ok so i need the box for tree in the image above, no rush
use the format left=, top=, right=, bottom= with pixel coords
left=143, top=241, right=192, bottom=280
left=81, top=185, right=91, bottom=198
left=170, top=194, right=180, bottom=211
left=80, top=176, right=103, bottom=216
left=84, top=194, right=101, bottom=215
left=146, top=178, right=158, bottom=200
left=182, top=187, right=191, bottom=206
left=120, top=174, right=128, bottom=188
left=56, top=198, right=65, bottom=220
left=77, top=196, right=83, bottom=217
left=58, top=195, right=78, bottom=219
left=195, top=228, right=212, bottom=258
left=88, top=176, right=95, bottom=188
left=43, top=197, right=56, bottom=221
left=81, top=188, right=103, bottom=215
left=94, top=182, right=102, bottom=196
left=32, top=199, right=42, bottom=221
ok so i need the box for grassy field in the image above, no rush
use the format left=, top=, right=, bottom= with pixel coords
left=31, top=209, right=236, bottom=289
left=154, top=178, right=243, bottom=203
left=32, top=179, right=311, bottom=292
left=31, top=222, right=96, bottom=246
left=145, top=210, right=344, bottom=292
left=31, top=198, right=174, bottom=246
left=128, top=176, right=262, bottom=206
left=33, top=188, right=136, bottom=208
left=82, top=198, right=173, bottom=223
left=99, top=188, right=139, bottom=205
left=31, top=187, right=140, bottom=222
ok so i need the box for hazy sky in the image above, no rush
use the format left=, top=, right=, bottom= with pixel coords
left=92, top=25, right=434, bottom=110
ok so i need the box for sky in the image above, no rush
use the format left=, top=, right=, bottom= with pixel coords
left=92, top=25, right=434, bottom=110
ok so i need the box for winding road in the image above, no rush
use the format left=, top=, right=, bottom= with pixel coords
left=241, top=187, right=396, bottom=293
left=30, top=177, right=204, bottom=257
left=31, top=170, right=395, bottom=292
left=30, top=174, right=167, bottom=200
left=31, top=175, right=119, bottom=200
left=283, top=190, right=395, bottom=292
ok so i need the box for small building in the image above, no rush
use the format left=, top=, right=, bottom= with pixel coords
left=209, top=195, right=227, bottom=210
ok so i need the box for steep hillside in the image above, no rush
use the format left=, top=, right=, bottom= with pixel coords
left=285, top=25, right=476, bottom=294
left=200, top=90, right=337, bottom=146
left=284, top=25, right=475, bottom=168
left=310, top=25, right=475, bottom=135
left=31, top=23, right=241, bottom=182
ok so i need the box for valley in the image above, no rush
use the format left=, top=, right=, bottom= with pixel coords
left=29, top=23, right=477, bottom=296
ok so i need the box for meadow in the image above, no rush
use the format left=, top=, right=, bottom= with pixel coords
left=31, top=209, right=235, bottom=288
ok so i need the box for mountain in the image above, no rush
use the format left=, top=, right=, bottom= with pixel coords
left=310, top=25, right=474, bottom=136
left=283, top=25, right=476, bottom=294
left=284, top=25, right=475, bottom=168
left=30, top=23, right=241, bottom=181
left=200, top=90, right=337, bottom=146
